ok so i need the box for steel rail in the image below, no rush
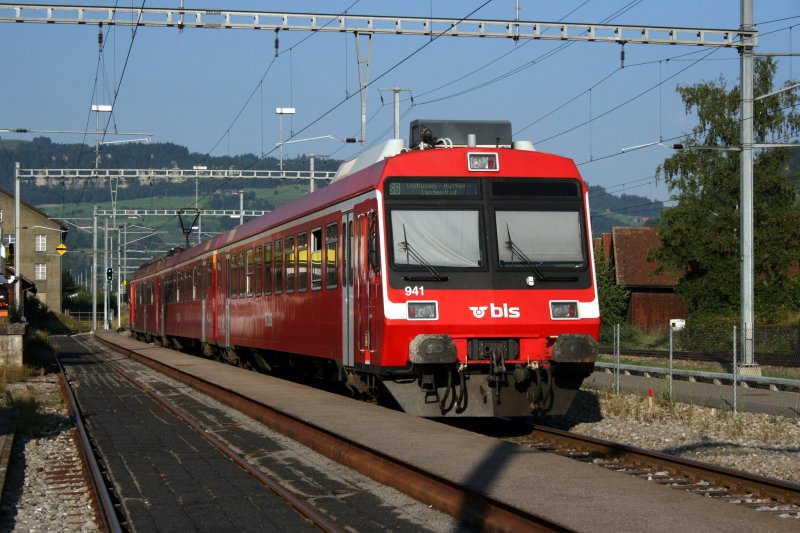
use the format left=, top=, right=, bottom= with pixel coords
left=94, top=333, right=568, bottom=532
left=87, top=345, right=344, bottom=533
left=56, top=355, right=123, bottom=533
left=527, top=424, right=800, bottom=508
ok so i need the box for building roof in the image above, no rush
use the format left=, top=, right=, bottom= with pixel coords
left=0, top=187, right=68, bottom=232
left=612, top=227, right=678, bottom=288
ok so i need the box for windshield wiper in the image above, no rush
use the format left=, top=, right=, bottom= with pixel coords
left=504, top=225, right=578, bottom=282
left=505, top=224, right=546, bottom=280
left=399, top=225, right=449, bottom=282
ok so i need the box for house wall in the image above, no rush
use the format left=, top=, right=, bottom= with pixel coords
left=0, top=193, right=64, bottom=312
left=627, top=290, right=688, bottom=333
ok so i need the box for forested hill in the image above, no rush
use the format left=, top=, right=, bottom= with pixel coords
left=0, top=137, right=661, bottom=233
left=0, top=137, right=340, bottom=206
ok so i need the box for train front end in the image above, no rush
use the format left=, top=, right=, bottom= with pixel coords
left=374, top=120, right=599, bottom=417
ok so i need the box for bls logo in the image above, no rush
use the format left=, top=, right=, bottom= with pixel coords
left=469, top=303, right=520, bottom=319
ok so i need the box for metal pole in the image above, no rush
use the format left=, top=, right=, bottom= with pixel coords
left=116, top=227, right=122, bottom=329
left=103, top=218, right=108, bottom=330
left=13, top=162, right=20, bottom=315
left=393, top=88, right=401, bottom=139
left=309, top=154, right=315, bottom=194
left=614, top=323, right=620, bottom=395
left=239, top=191, right=244, bottom=226
left=92, top=206, right=97, bottom=331
left=740, top=0, right=756, bottom=367
left=733, top=325, right=738, bottom=412
left=668, top=325, right=674, bottom=400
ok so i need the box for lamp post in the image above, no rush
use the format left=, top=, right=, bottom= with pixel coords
left=275, top=107, right=296, bottom=174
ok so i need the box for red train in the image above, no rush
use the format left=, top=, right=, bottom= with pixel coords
left=130, top=119, right=599, bottom=417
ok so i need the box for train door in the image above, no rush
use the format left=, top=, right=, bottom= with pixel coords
left=341, top=212, right=354, bottom=366
left=355, top=200, right=380, bottom=365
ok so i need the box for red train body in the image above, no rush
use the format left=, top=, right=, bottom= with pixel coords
left=130, top=120, right=600, bottom=417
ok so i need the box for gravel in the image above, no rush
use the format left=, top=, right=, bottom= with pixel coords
left=0, top=373, right=798, bottom=532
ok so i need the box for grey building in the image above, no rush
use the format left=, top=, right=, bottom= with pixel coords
left=0, top=188, right=68, bottom=313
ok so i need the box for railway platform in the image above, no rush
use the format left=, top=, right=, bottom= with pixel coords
left=96, top=330, right=796, bottom=532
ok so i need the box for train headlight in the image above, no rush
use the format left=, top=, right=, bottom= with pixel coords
left=468, top=152, right=499, bottom=172
left=408, top=301, right=438, bottom=320
left=550, top=301, right=579, bottom=320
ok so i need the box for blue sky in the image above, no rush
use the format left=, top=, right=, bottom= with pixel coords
left=1, top=1, right=798, bottom=204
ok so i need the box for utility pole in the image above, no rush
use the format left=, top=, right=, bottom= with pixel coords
left=92, top=206, right=97, bottom=332
left=13, top=163, right=20, bottom=316
left=379, top=87, right=413, bottom=139
left=103, top=218, right=108, bottom=330
left=740, top=0, right=756, bottom=370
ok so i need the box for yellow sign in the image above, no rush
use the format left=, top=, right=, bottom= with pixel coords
left=56, top=243, right=67, bottom=256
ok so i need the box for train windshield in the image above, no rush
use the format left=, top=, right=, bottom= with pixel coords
left=391, top=210, right=482, bottom=268
left=496, top=210, right=584, bottom=268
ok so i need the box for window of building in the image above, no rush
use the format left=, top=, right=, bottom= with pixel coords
left=34, top=263, right=46, bottom=281
left=35, top=234, right=46, bottom=252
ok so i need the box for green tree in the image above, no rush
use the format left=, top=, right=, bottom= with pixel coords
left=654, top=57, right=800, bottom=319
left=594, top=244, right=630, bottom=342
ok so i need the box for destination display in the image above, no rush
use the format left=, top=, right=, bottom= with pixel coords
left=387, top=180, right=479, bottom=197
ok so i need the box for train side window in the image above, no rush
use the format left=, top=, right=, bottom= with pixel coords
left=325, top=222, right=338, bottom=289
left=264, top=242, right=273, bottom=295
left=239, top=252, right=246, bottom=298
left=274, top=240, right=284, bottom=294
left=254, top=246, right=263, bottom=296
left=192, top=267, right=198, bottom=301
left=246, top=248, right=254, bottom=297
left=311, top=227, right=322, bottom=291
left=217, top=256, right=223, bottom=290
left=285, top=236, right=296, bottom=294
left=297, top=232, right=308, bottom=292
left=230, top=255, right=238, bottom=299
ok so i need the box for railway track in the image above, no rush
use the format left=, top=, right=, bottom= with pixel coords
left=513, top=425, right=800, bottom=519
left=56, top=357, right=122, bottom=532
left=91, top=333, right=564, bottom=531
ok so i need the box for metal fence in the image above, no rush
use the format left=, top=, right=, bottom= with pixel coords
left=601, top=324, right=800, bottom=411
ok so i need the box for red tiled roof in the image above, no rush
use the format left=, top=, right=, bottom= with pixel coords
left=612, top=227, right=678, bottom=288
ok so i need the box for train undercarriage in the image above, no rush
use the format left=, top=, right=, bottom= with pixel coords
left=130, top=330, right=597, bottom=418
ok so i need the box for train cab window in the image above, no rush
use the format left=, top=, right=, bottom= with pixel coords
left=230, top=255, right=238, bottom=299
left=297, top=232, right=308, bottom=292
left=325, top=222, right=338, bottom=289
left=495, top=210, right=584, bottom=268
left=311, top=228, right=323, bottom=290
left=285, top=236, right=296, bottom=294
left=246, top=248, right=255, bottom=297
left=264, top=243, right=273, bottom=295
left=239, top=252, right=246, bottom=298
left=254, top=246, right=263, bottom=296
left=274, top=240, right=284, bottom=294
